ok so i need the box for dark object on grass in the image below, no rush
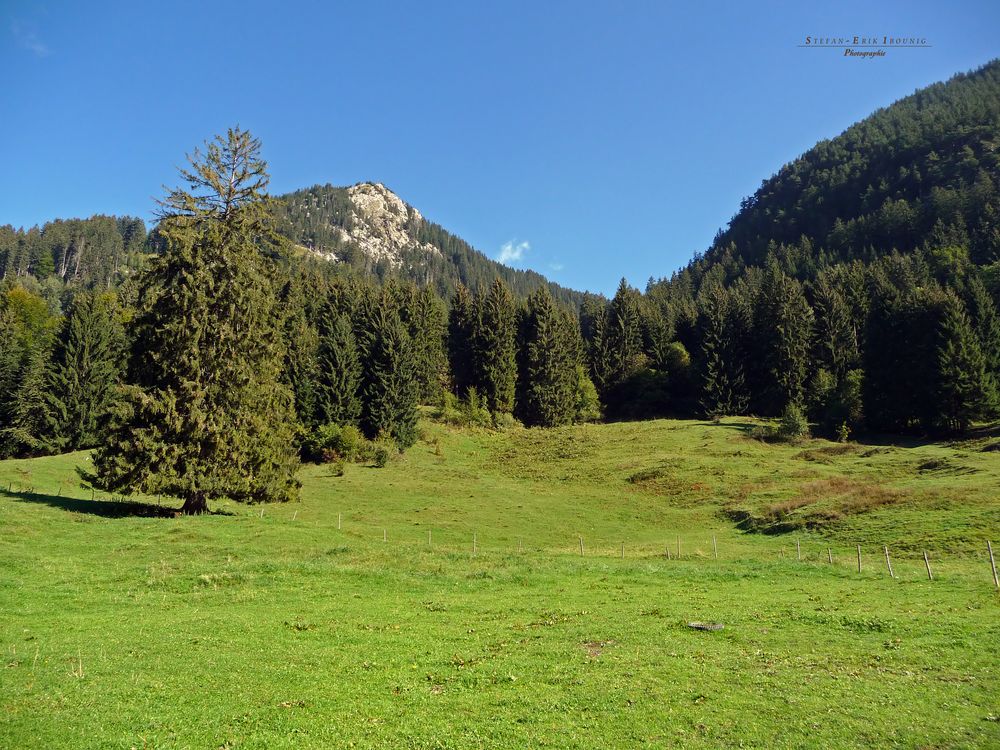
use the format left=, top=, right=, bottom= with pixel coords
left=687, top=622, right=724, bottom=631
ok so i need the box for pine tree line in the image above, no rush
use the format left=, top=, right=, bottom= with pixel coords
left=602, top=254, right=1000, bottom=436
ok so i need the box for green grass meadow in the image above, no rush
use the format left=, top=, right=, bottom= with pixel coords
left=1, top=417, right=999, bottom=748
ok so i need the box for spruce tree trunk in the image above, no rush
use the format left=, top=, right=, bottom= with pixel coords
left=181, top=493, right=208, bottom=515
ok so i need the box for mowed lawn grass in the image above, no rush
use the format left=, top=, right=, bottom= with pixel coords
left=1, top=417, right=998, bottom=748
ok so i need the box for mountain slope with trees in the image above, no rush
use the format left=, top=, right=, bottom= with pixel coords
left=273, top=182, right=587, bottom=306
left=622, top=59, right=1000, bottom=435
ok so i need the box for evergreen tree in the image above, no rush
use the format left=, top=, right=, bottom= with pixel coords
left=811, top=272, right=858, bottom=378
left=475, top=278, right=517, bottom=413
left=284, top=312, right=320, bottom=429
left=517, top=288, right=577, bottom=427
left=935, top=290, right=997, bottom=431
left=41, top=291, right=124, bottom=452
left=315, top=306, right=362, bottom=426
left=0, top=285, right=58, bottom=457
left=447, top=284, right=476, bottom=398
left=584, top=301, right=613, bottom=395
left=360, top=295, right=418, bottom=448
left=0, top=345, right=49, bottom=457
left=0, top=309, right=20, bottom=428
left=698, top=283, right=747, bottom=417
left=756, top=268, right=814, bottom=412
left=407, top=286, right=447, bottom=404
left=603, top=278, right=643, bottom=391
left=966, top=275, right=1000, bottom=382
left=89, top=128, right=300, bottom=513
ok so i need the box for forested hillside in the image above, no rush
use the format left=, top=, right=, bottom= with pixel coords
left=623, top=60, right=1000, bottom=435
left=0, top=216, right=147, bottom=293
left=698, top=58, right=1000, bottom=276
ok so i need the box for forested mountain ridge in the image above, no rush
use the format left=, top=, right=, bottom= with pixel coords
left=630, top=59, right=1000, bottom=437
left=680, top=58, right=1000, bottom=282
left=0, top=183, right=587, bottom=309
left=274, top=182, right=587, bottom=306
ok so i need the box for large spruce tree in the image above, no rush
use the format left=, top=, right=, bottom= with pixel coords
left=41, top=291, right=123, bottom=452
left=89, top=128, right=300, bottom=513
left=475, top=278, right=518, bottom=413
left=601, top=278, right=644, bottom=393
left=698, top=282, right=748, bottom=417
left=935, top=290, right=998, bottom=431
left=406, top=286, right=447, bottom=404
left=359, top=294, right=418, bottom=448
left=447, top=284, right=477, bottom=398
left=315, top=304, right=362, bottom=426
left=517, top=288, right=578, bottom=427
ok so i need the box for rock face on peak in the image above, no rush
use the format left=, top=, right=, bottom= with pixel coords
left=337, top=182, right=441, bottom=269
left=274, top=182, right=587, bottom=306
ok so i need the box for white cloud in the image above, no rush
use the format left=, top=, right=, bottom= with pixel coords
left=11, top=21, right=50, bottom=57
left=497, top=239, right=530, bottom=265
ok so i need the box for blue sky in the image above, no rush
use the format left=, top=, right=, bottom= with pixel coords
left=2, top=1, right=998, bottom=295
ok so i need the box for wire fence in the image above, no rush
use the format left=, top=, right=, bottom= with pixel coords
left=3, top=481, right=999, bottom=590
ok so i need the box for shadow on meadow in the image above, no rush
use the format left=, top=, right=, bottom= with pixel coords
left=3, top=489, right=195, bottom=518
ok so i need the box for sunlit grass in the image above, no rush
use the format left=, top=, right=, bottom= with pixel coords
left=1, top=416, right=998, bottom=748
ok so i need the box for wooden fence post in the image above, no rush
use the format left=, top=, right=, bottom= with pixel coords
left=713, top=536, right=718, bottom=559
left=338, top=512, right=342, bottom=530
left=857, top=545, right=862, bottom=573
left=989, top=541, right=999, bottom=589
left=827, top=548, right=833, bottom=565
left=883, top=545, right=894, bottom=579
left=620, top=542, right=625, bottom=559
left=579, top=536, right=584, bottom=556
left=923, top=550, right=932, bottom=581
left=473, top=532, right=477, bottom=556
left=796, top=538, right=801, bottom=561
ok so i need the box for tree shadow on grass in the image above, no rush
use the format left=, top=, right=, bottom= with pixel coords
left=696, top=420, right=758, bottom=432
left=3, top=489, right=185, bottom=518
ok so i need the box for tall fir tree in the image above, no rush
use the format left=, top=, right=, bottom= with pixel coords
left=475, top=278, right=517, bottom=413
left=360, top=295, right=418, bottom=448
left=811, top=272, right=858, bottom=379
left=965, top=275, right=1000, bottom=385
left=315, top=305, right=362, bottom=426
left=935, top=290, right=998, bottom=431
left=447, top=283, right=476, bottom=398
left=0, top=285, right=58, bottom=457
left=757, top=267, right=814, bottom=412
left=407, top=286, right=447, bottom=404
left=517, top=288, right=578, bottom=427
left=89, top=128, right=300, bottom=513
left=0, top=345, right=49, bottom=457
left=697, top=282, right=748, bottom=417
left=602, top=278, right=643, bottom=392
left=41, top=291, right=124, bottom=452
left=280, top=278, right=321, bottom=428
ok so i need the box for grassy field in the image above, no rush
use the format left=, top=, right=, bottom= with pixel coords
left=1, top=417, right=999, bottom=748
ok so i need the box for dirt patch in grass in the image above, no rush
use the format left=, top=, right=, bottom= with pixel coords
left=795, top=445, right=862, bottom=463
left=582, top=640, right=614, bottom=658
left=917, top=458, right=978, bottom=476
left=626, top=463, right=708, bottom=504
left=725, top=477, right=905, bottom=534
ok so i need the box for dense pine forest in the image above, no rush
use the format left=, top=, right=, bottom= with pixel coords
left=1, top=60, right=999, bottom=512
